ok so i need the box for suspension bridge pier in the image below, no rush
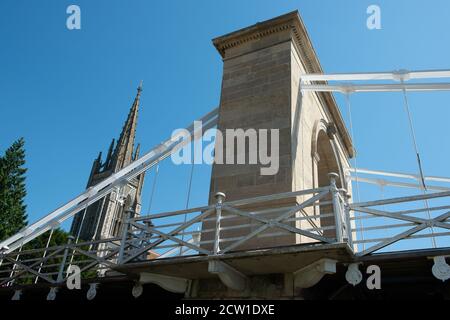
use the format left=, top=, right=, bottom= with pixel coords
left=202, top=11, right=354, bottom=253
left=2, top=11, right=450, bottom=301
left=113, top=242, right=353, bottom=299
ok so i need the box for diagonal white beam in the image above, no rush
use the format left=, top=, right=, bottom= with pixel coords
left=348, top=167, right=450, bottom=184
left=144, top=227, right=211, bottom=256
left=300, top=69, right=450, bottom=82
left=350, top=176, right=450, bottom=192
left=220, top=190, right=330, bottom=254
left=222, top=205, right=333, bottom=243
left=0, top=247, right=65, bottom=286
left=350, top=190, right=450, bottom=209
left=300, top=83, right=450, bottom=93
left=2, top=256, right=56, bottom=284
left=356, top=210, right=450, bottom=257
left=0, top=108, right=219, bottom=254
left=122, top=208, right=215, bottom=263
left=356, top=224, right=427, bottom=257
left=353, top=206, right=431, bottom=225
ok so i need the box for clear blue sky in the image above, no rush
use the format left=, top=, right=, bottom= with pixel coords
left=1, top=0, right=449, bottom=230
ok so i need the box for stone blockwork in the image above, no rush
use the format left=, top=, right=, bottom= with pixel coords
left=189, top=274, right=293, bottom=300
left=202, top=11, right=354, bottom=251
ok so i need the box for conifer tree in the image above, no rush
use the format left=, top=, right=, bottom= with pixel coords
left=0, top=138, right=27, bottom=241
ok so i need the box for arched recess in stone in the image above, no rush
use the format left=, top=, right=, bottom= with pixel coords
left=311, top=119, right=345, bottom=238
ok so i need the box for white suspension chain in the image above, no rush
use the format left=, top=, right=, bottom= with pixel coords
left=400, top=82, right=437, bottom=248
left=179, top=153, right=196, bottom=256
left=147, top=162, right=160, bottom=213
left=345, top=92, right=365, bottom=250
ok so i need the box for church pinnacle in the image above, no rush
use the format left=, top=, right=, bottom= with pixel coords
left=72, top=82, right=146, bottom=240
left=109, top=81, right=142, bottom=172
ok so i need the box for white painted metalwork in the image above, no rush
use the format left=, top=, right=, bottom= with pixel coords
left=300, top=69, right=450, bottom=93
left=0, top=108, right=219, bottom=254
left=0, top=235, right=122, bottom=287
left=432, top=256, right=450, bottom=281
left=131, top=282, right=144, bottom=298
left=345, top=263, right=363, bottom=286
left=348, top=167, right=450, bottom=184
left=300, top=83, right=450, bottom=93
left=115, top=174, right=347, bottom=266
left=1, top=174, right=450, bottom=287
left=300, top=69, right=450, bottom=82
left=87, top=283, right=98, bottom=300
left=349, top=190, right=450, bottom=256
left=350, top=176, right=450, bottom=192
left=2, top=66, right=450, bottom=289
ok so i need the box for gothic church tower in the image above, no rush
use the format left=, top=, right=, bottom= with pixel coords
left=70, top=83, right=145, bottom=241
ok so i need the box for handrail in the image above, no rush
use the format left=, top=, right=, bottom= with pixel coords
left=349, top=190, right=450, bottom=209
left=2, top=176, right=450, bottom=287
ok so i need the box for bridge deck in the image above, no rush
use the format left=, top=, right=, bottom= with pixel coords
left=2, top=245, right=450, bottom=300
left=114, top=243, right=353, bottom=279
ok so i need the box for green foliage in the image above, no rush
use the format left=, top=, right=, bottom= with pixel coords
left=0, top=139, right=99, bottom=284
left=24, top=228, right=70, bottom=251
left=0, top=138, right=28, bottom=241
left=12, top=229, right=98, bottom=285
left=12, top=229, right=70, bottom=285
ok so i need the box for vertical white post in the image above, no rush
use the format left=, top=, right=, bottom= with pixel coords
left=118, top=209, right=132, bottom=264
left=88, top=196, right=107, bottom=252
left=57, top=236, right=74, bottom=283
left=69, top=204, right=89, bottom=266
left=35, top=228, right=55, bottom=284
left=7, top=246, right=22, bottom=287
left=329, top=173, right=343, bottom=242
left=343, top=191, right=353, bottom=248
left=213, top=192, right=226, bottom=255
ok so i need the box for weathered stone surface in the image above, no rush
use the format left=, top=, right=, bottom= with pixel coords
left=202, top=11, right=353, bottom=252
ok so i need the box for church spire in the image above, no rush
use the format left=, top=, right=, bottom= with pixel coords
left=110, top=81, right=142, bottom=172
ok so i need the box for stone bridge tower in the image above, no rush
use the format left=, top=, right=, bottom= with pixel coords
left=202, top=11, right=354, bottom=250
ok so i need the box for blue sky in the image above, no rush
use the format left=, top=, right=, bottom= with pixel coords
left=1, top=0, right=450, bottom=231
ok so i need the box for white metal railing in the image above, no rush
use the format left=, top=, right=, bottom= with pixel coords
left=349, top=190, right=450, bottom=256
left=348, top=167, right=450, bottom=192
left=0, top=236, right=121, bottom=287
left=300, top=68, right=450, bottom=93
left=116, top=173, right=349, bottom=264
left=2, top=171, right=450, bottom=287
left=0, top=108, right=219, bottom=254
left=346, top=167, right=450, bottom=255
